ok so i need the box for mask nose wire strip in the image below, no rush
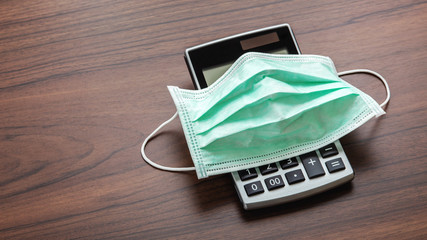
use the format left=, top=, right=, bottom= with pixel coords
left=338, top=69, right=390, bottom=108
left=141, top=111, right=196, bottom=172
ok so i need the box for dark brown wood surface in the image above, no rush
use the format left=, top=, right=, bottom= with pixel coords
left=1, top=0, right=426, bottom=239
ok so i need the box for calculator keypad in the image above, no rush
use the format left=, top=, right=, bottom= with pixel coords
left=232, top=141, right=354, bottom=210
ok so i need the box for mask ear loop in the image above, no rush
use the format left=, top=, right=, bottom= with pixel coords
left=141, top=112, right=196, bottom=172
left=338, top=69, right=390, bottom=108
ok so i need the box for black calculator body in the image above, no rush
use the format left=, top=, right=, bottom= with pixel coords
left=184, top=23, right=354, bottom=210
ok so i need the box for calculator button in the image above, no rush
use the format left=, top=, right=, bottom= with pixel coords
left=301, top=151, right=325, bottom=179
left=244, top=181, right=264, bottom=196
left=264, top=175, right=285, bottom=190
left=326, top=158, right=346, bottom=173
left=259, top=163, right=278, bottom=175
left=238, top=168, right=258, bottom=181
left=319, top=143, right=339, bottom=158
left=285, top=169, right=305, bottom=184
left=280, top=157, right=298, bottom=169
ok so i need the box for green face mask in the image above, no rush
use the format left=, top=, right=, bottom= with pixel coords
left=141, top=53, right=389, bottom=179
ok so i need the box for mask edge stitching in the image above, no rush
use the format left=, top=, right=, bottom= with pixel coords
left=173, top=87, right=207, bottom=178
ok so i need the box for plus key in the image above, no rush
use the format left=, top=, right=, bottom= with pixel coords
left=300, top=151, right=325, bottom=179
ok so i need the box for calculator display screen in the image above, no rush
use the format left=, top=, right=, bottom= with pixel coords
left=202, top=48, right=289, bottom=86
left=240, top=32, right=280, bottom=50
left=186, top=24, right=300, bottom=89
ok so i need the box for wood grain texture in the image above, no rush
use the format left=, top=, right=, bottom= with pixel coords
left=0, top=0, right=426, bottom=239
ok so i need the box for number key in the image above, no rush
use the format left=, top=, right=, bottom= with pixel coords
left=238, top=168, right=257, bottom=181
left=259, top=163, right=278, bottom=175
left=264, top=175, right=285, bottom=191
left=280, top=157, right=298, bottom=169
left=244, top=181, right=264, bottom=196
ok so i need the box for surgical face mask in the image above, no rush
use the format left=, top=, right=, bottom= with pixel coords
left=141, top=53, right=390, bottom=179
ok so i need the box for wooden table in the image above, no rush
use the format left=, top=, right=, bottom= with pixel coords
left=1, top=0, right=426, bottom=239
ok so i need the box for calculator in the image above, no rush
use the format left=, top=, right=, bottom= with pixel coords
left=184, top=23, right=354, bottom=210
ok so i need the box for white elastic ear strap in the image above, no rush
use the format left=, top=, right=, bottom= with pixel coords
left=338, top=69, right=390, bottom=108
left=141, top=112, right=196, bottom=172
